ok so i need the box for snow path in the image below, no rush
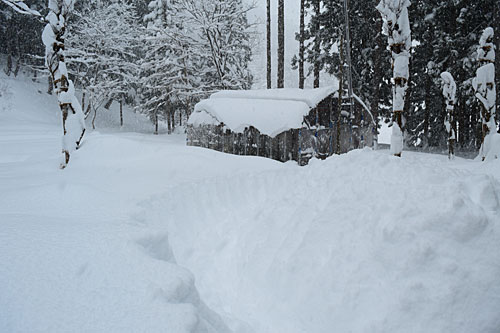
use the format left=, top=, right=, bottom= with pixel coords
left=1, top=73, right=500, bottom=332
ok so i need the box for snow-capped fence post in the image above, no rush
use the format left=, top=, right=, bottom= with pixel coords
left=42, top=0, right=85, bottom=169
left=440, top=72, right=457, bottom=159
left=376, top=0, right=411, bottom=157
left=472, top=27, right=497, bottom=161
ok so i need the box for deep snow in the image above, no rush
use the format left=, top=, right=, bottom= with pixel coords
left=1, top=72, right=500, bottom=333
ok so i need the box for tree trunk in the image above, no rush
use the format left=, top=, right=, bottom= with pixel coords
left=336, top=31, right=345, bottom=155
left=92, top=106, right=97, bottom=130
left=377, top=1, right=411, bottom=157
left=495, top=1, right=500, bottom=128
left=299, top=0, right=305, bottom=89
left=313, top=0, right=320, bottom=88
left=154, top=109, right=159, bottom=135
left=423, top=75, right=431, bottom=149
left=81, top=91, right=86, bottom=113
left=277, top=0, right=285, bottom=88
left=120, top=99, right=123, bottom=127
left=170, top=108, right=175, bottom=133
left=5, top=52, right=12, bottom=76
left=104, top=99, right=113, bottom=110
left=47, top=75, right=53, bottom=95
left=13, top=55, right=21, bottom=77
left=371, top=17, right=384, bottom=149
left=167, top=106, right=172, bottom=134
left=267, top=0, right=272, bottom=89
left=44, top=3, right=84, bottom=169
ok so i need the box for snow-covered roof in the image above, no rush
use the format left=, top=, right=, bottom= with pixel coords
left=188, top=86, right=337, bottom=138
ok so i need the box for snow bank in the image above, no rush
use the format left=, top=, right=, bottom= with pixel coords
left=140, top=149, right=500, bottom=333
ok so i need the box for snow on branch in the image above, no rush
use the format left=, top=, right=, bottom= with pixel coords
left=1, top=0, right=40, bottom=16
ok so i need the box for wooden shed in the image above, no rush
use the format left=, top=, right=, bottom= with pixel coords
left=187, top=87, right=374, bottom=165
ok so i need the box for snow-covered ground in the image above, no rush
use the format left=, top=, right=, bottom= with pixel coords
left=1, top=73, right=500, bottom=332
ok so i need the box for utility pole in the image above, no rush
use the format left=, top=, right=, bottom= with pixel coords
left=343, top=0, right=355, bottom=145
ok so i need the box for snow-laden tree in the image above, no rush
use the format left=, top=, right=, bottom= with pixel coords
left=42, top=0, right=85, bottom=169
left=473, top=27, right=497, bottom=160
left=180, top=0, right=254, bottom=91
left=66, top=0, right=141, bottom=128
left=377, top=0, right=411, bottom=157
left=440, top=71, right=457, bottom=159
left=139, top=0, right=197, bottom=133
left=1, top=0, right=44, bottom=79
left=139, top=0, right=254, bottom=134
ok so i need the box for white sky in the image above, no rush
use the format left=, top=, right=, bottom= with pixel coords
left=248, top=0, right=338, bottom=89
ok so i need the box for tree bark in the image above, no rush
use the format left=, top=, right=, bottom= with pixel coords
left=277, top=0, right=285, bottom=88
left=267, top=0, right=272, bottom=89
left=299, top=0, right=305, bottom=89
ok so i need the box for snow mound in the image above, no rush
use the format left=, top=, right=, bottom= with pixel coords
left=139, top=149, right=500, bottom=333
